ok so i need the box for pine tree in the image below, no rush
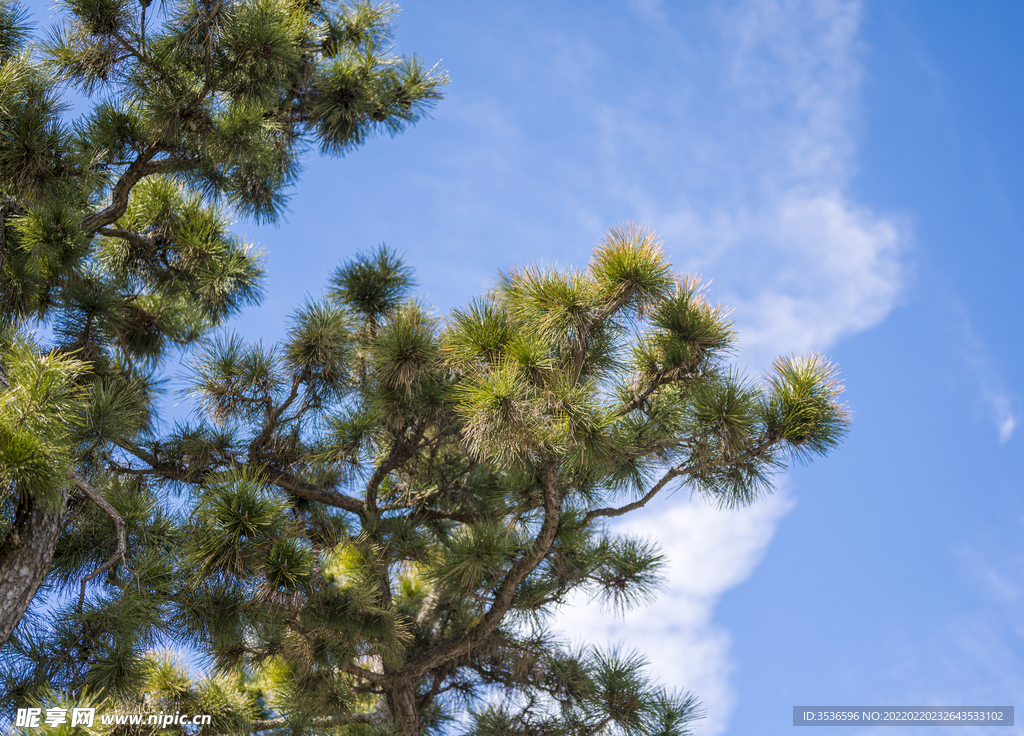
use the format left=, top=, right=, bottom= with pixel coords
left=4, top=227, right=849, bottom=735
left=0, top=0, right=445, bottom=648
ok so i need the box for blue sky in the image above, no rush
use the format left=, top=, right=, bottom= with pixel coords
left=19, top=0, right=1024, bottom=733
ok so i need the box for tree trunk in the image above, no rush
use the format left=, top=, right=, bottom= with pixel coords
left=388, top=681, right=421, bottom=736
left=0, top=490, right=66, bottom=648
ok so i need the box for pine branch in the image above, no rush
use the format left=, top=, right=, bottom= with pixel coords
left=108, top=26, right=183, bottom=96
left=202, top=0, right=223, bottom=87
left=405, top=459, right=564, bottom=678
left=256, top=466, right=366, bottom=515
left=80, top=151, right=175, bottom=232
left=96, top=227, right=156, bottom=254
left=365, top=421, right=429, bottom=516
left=116, top=439, right=367, bottom=513
left=339, top=661, right=388, bottom=686
left=247, top=375, right=303, bottom=458
left=417, top=664, right=451, bottom=712
left=0, top=198, right=14, bottom=276
left=616, top=369, right=670, bottom=417
left=583, top=437, right=780, bottom=524
left=69, top=473, right=127, bottom=612
left=0, top=489, right=68, bottom=647
left=247, top=713, right=380, bottom=732
left=407, top=507, right=488, bottom=524
left=583, top=465, right=687, bottom=524
left=283, top=612, right=388, bottom=685
left=569, top=288, right=637, bottom=383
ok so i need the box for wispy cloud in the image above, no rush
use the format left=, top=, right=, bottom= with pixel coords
left=652, top=195, right=904, bottom=362
left=960, top=332, right=1017, bottom=445
left=850, top=541, right=1024, bottom=736
left=941, top=300, right=1019, bottom=444
left=411, top=2, right=905, bottom=366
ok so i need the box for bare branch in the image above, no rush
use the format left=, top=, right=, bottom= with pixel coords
left=616, top=370, right=670, bottom=417
left=583, top=464, right=688, bottom=524
left=70, top=473, right=127, bottom=612
left=584, top=438, right=781, bottom=524
left=96, top=227, right=156, bottom=253
left=261, top=467, right=366, bottom=515
left=109, top=26, right=183, bottom=95
left=365, top=421, right=428, bottom=516
left=115, top=439, right=366, bottom=515
left=340, top=661, right=389, bottom=686
left=247, top=713, right=379, bottom=733
left=247, top=375, right=303, bottom=459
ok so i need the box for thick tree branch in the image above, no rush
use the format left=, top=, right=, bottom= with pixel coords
left=340, top=661, right=388, bottom=686
left=116, top=439, right=366, bottom=514
left=405, top=459, right=563, bottom=678
left=417, top=665, right=450, bottom=712
left=80, top=153, right=175, bottom=233
left=261, top=467, right=365, bottom=515
left=0, top=489, right=67, bottom=649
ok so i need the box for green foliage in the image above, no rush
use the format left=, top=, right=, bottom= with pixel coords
left=463, top=645, right=704, bottom=736
left=1, top=0, right=447, bottom=730
left=589, top=224, right=674, bottom=315
left=764, top=353, right=849, bottom=459
left=0, top=334, right=89, bottom=511
left=284, top=300, right=354, bottom=393
left=186, top=468, right=291, bottom=581
left=2, top=0, right=446, bottom=326
left=0, top=54, right=80, bottom=207
left=2, top=14, right=845, bottom=726
left=588, top=536, right=665, bottom=613
left=4, top=227, right=847, bottom=735
left=0, top=0, right=30, bottom=62
left=328, top=244, right=416, bottom=325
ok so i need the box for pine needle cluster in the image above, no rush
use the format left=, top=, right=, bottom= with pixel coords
left=4, top=229, right=847, bottom=735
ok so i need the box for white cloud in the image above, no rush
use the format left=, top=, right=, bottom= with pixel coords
left=571, top=1, right=905, bottom=365
left=658, top=193, right=904, bottom=363
left=998, top=415, right=1016, bottom=444
left=550, top=0, right=909, bottom=732
left=652, top=0, right=902, bottom=364
left=556, top=491, right=795, bottom=735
